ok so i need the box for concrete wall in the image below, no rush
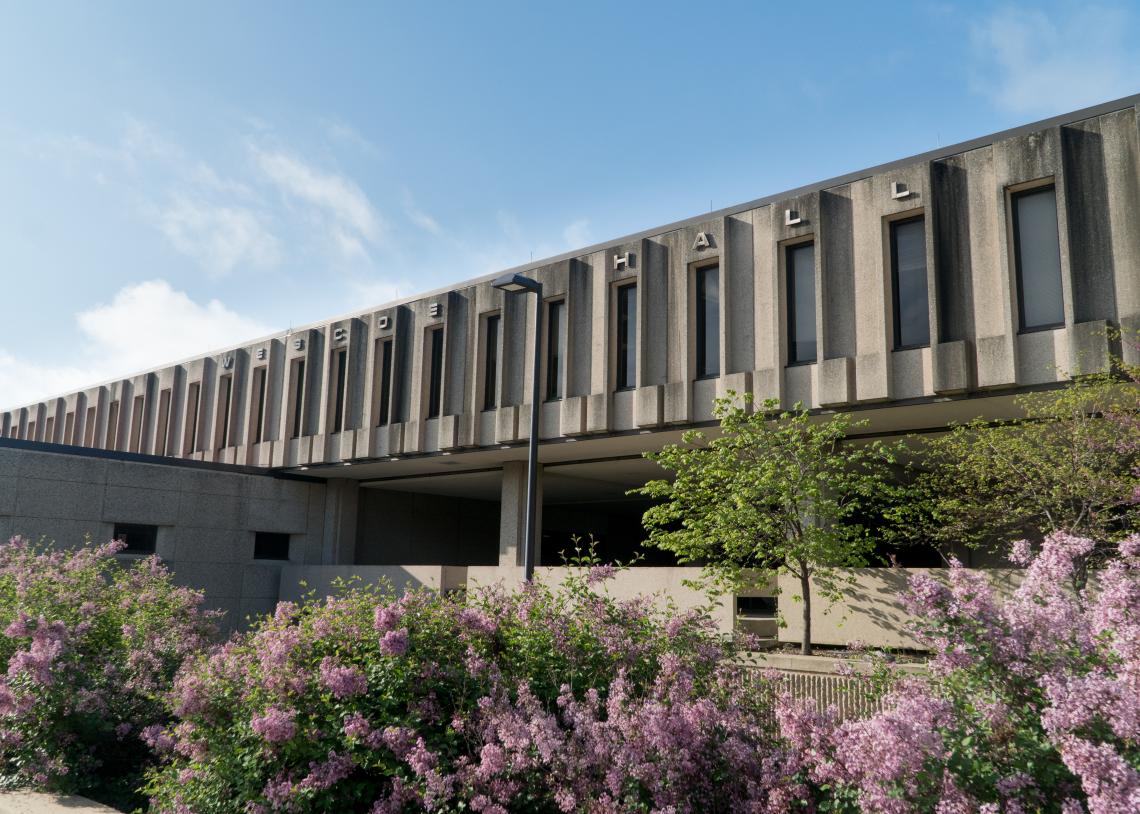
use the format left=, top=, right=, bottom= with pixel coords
left=6, top=98, right=1138, bottom=462
left=278, top=563, right=742, bottom=633
left=0, top=444, right=328, bottom=629
left=777, top=568, right=1024, bottom=649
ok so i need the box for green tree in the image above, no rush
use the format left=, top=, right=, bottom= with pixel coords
left=632, top=394, right=903, bottom=656
left=892, top=371, right=1140, bottom=582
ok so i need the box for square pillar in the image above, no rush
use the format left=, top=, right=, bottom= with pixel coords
left=499, top=460, right=543, bottom=569
left=320, top=478, right=359, bottom=565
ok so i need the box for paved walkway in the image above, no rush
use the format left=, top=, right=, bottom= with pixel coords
left=0, top=793, right=119, bottom=813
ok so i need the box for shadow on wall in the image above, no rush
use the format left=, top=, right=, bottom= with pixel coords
left=778, top=567, right=1025, bottom=649
left=277, top=564, right=453, bottom=604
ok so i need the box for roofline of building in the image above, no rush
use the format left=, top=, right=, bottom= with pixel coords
left=11, top=91, right=1139, bottom=410
left=0, top=436, right=326, bottom=482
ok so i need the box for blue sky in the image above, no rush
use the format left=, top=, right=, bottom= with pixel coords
left=1, top=1, right=1138, bottom=408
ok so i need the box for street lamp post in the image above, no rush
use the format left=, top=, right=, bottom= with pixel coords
left=491, top=271, right=543, bottom=582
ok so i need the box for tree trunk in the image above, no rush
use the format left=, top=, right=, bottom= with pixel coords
left=800, top=570, right=813, bottom=656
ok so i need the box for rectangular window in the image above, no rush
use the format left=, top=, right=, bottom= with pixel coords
left=376, top=339, right=393, bottom=426
left=426, top=328, right=445, bottom=419
left=84, top=406, right=96, bottom=447
left=64, top=411, right=75, bottom=446
left=616, top=284, right=637, bottom=390
left=483, top=314, right=500, bottom=411
left=1012, top=185, right=1065, bottom=331
left=106, top=401, right=119, bottom=450
left=786, top=243, right=817, bottom=365
left=546, top=300, right=567, bottom=401
left=891, top=217, right=930, bottom=349
left=113, top=523, right=157, bottom=554
left=155, top=389, right=171, bottom=456
left=695, top=265, right=720, bottom=378
left=184, top=383, right=201, bottom=454
left=252, top=368, right=267, bottom=444
left=290, top=360, right=306, bottom=439
left=332, top=348, right=348, bottom=434
left=254, top=531, right=291, bottom=561
left=216, top=376, right=232, bottom=450
left=25, top=421, right=35, bottom=441
left=44, top=416, right=55, bottom=443
left=129, top=395, right=144, bottom=453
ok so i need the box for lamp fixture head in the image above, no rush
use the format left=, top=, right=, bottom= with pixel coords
left=492, top=272, right=541, bottom=293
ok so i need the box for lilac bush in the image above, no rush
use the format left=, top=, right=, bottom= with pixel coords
left=0, top=535, right=218, bottom=809
left=144, top=570, right=802, bottom=813
left=777, top=531, right=1140, bottom=813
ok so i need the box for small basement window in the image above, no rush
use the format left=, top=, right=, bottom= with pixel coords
left=254, top=532, right=291, bottom=561
left=113, top=523, right=157, bottom=554
left=737, top=596, right=777, bottom=617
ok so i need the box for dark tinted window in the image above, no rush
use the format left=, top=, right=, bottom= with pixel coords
left=695, top=265, right=720, bottom=378
left=377, top=340, right=393, bottom=426
left=616, top=284, right=637, bottom=389
left=787, top=243, right=817, bottom=364
left=1013, top=186, right=1064, bottom=331
left=546, top=301, right=566, bottom=401
left=483, top=315, right=500, bottom=411
left=254, top=531, right=290, bottom=561
left=290, top=360, right=306, bottom=438
left=891, top=217, right=930, bottom=349
left=252, top=368, right=267, bottom=444
left=332, top=348, right=348, bottom=433
left=427, top=328, right=444, bottom=419
left=113, top=523, right=157, bottom=554
left=217, top=376, right=232, bottom=449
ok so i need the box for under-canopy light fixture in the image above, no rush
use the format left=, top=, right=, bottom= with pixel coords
left=492, top=272, right=541, bottom=293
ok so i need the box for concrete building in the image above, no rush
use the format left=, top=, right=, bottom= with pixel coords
left=2, top=95, right=1139, bottom=644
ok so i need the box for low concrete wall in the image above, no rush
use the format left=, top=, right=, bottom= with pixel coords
left=278, top=564, right=461, bottom=603
left=777, top=568, right=1023, bottom=649
left=278, top=564, right=748, bottom=634
left=467, top=565, right=740, bottom=633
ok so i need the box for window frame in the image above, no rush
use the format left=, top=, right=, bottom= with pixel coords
left=1011, top=183, right=1066, bottom=334
left=482, top=313, right=501, bottom=412
left=375, top=338, right=393, bottom=426
left=289, top=359, right=306, bottom=439
left=544, top=299, right=567, bottom=402
left=785, top=240, right=818, bottom=366
left=253, top=531, right=291, bottom=561
left=331, top=346, right=348, bottom=434
left=694, top=263, right=720, bottom=380
left=113, top=522, right=157, bottom=555
left=426, top=326, right=445, bottom=419
left=615, top=282, right=638, bottom=391
left=889, top=214, right=932, bottom=351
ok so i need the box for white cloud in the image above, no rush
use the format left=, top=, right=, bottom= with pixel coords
left=253, top=148, right=384, bottom=251
left=562, top=219, right=592, bottom=249
left=0, top=280, right=273, bottom=409
left=971, top=5, right=1140, bottom=115
left=156, top=197, right=280, bottom=276
left=322, top=118, right=381, bottom=157
left=402, top=190, right=442, bottom=235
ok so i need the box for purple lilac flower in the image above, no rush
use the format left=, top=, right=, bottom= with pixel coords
left=250, top=707, right=297, bottom=743
left=379, top=628, right=409, bottom=656
left=318, top=656, right=367, bottom=699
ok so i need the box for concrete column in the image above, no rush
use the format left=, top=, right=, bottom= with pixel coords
left=498, top=460, right=543, bottom=569
left=321, top=478, right=359, bottom=565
